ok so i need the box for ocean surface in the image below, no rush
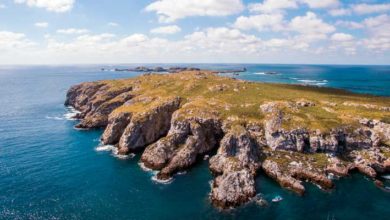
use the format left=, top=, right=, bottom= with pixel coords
left=0, top=64, right=389, bottom=220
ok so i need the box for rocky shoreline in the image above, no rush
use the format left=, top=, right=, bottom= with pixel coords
left=65, top=70, right=390, bottom=209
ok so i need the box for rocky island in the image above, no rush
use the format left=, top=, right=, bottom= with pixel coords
left=65, top=70, right=390, bottom=209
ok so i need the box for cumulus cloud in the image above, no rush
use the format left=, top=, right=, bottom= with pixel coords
left=233, top=13, right=284, bottom=32
left=300, top=0, right=339, bottom=9
left=361, top=14, right=390, bottom=51
left=249, top=0, right=297, bottom=13
left=0, top=31, right=36, bottom=50
left=289, top=12, right=335, bottom=41
left=34, top=22, right=48, bottom=28
left=331, top=33, right=354, bottom=41
left=329, top=8, right=351, bottom=16
left=335, top=20, right=364, bottom=29
left=14, top=0, right=75, bottom=13
left=150, top=25, right=181, bottom=34
left=57, top=28, right=89, bottom=34
left=145, top=0, right=244, bottom=23
left=352, top=3, right=390, bottom=15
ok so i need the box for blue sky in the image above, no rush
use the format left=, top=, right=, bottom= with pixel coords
left=0, top=0, right=389, bottom=64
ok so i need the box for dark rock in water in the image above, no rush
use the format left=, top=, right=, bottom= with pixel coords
left=65, top=70, right=390, bottom=209
left=265, top=72, right=279, bottom=75
left=153, top=67, right=166, bottom=72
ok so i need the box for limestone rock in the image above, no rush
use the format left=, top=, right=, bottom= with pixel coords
left=118, top=97, right=181, bottom=154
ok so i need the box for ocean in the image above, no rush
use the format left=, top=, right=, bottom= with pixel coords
left=0, top=64, right=389, bottom=220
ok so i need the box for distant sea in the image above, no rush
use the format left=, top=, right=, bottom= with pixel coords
left=0, top=64, right=389, bottom=220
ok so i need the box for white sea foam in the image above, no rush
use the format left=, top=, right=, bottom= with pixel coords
left=95, top=144, right=135, bottom=159
left=111, top=147, right=135, bottom=159
left=176, top=171, right=187, bottom=175
left=382, top=175, right=390, bottom=180
left=297, top=79, right=328, bottom=86
left=45, top=116, right=64, bottom=121
left=151, top=175, right=173, bottom=184
left=254, top=72, right=265, bottom=75
left=138, top=162, right=154, bottom=172
left=64, top=107, right=81, bottom=120
left=95, top=145, right=116, bottom=152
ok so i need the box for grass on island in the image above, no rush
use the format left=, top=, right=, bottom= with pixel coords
left=94, top=71, right=389, bottom=133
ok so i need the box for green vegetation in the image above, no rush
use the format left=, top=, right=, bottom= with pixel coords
left=100, top=71, right=389, bottom=132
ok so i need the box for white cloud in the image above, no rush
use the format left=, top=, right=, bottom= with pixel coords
left=14, top=0, right=75, bottom=13
left=249, top=0, right=339, bottom=12
left=335, top=20, right=364, bottom=29
left=233, top=13, right=284, bottom=31
left=0, top=4, right=6, bottom=9
left=363, top=14, right=390, bottom=29
left=249, top=0, right=297, bottom=13
left=182, top=27, right=262, bottom=55
left=151, top=25, right=181, bottom=34
left=300, top=0, right=339, bottom=8
left=331, top=33, right=354, bottom=41
left=352, top=3, right=390, bottom=15
left=57, top=28, right=89, bottom=34
left=289, top=12, right=335, bottom=40
left=361, top=14, right=390, bottom=51
left=329, top=8, right=351, bottom=16
left=120, top=34, right=148, bottom=44
left=34, top=22, right=48, bottom=28
left=145, top=0, right=244, bottom=23
left=0, top=31, right=36, bottom=50
left=108, top=22, right=119, bottom=27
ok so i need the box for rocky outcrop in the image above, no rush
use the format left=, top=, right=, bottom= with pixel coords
left=65, top=71, right=390, bottom=210
left=101, top=112, right=132, bottom=145
left=117, top=97, right=181, bottom=154
left=360, top=118, right=390, bottom=146
left=326, top=157, right=351, bottom=176
left=65, top=81, right=133, bottom=128
left=211, top=169, right=256, bottom=209
left=261, top=101, right=388, bottom=154
left=209, top=126, right=261, bottom=208
left=262, top=160, right=305, bottom=195
left=141, top=108, right=223, bottom=179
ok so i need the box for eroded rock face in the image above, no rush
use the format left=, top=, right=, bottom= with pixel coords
left=211, top=169, right=256, bottom=209
left=209, top=127, right=261, bottom=208
left=141, top=108, right=223, bottom=179
left=101, top=112, right=132, bottom=145
left=65, top=81, right=133, bottom=128
left=326, top=157, right=351, bottom=176
left=261, top=101, right=388, bottom=154
left=262, top=160, right=305, bottom=195
left=117, top=97, right=181, bottom=154
left=360, top=118, right=390, bottom=146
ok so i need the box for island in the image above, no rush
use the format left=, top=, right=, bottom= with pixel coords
left=65, top=70, right=390, bottom=209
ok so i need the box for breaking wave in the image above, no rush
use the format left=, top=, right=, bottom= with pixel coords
left=45, top=116, right=64, bottom=121
left=64, top=107, right=81, bottom=120
left=151, top=175, right=173, bottom=184
left=297, top=79, right=328, bottom=86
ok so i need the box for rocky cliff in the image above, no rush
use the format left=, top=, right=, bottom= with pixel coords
left=65, top=70, right=390, bottom=209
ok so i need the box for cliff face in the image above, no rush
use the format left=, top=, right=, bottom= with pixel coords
left=65, top=71, right=390, bottom=209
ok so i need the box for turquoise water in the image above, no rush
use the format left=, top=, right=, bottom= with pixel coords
left=0, top=65, right=389, bottom=220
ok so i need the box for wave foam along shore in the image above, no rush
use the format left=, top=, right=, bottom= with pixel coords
left=297, top=79, right=328, bottom=86
left=64, top=107, right=81, bottom=120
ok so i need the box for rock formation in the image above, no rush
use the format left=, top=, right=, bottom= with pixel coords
left=65, top=70, right=390, bottom=209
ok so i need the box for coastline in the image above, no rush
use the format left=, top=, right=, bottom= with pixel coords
left=65, top=69, right=390, bottom=209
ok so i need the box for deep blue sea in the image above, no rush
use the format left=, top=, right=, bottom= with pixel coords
left=0, top=64, right=389, bottom=220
